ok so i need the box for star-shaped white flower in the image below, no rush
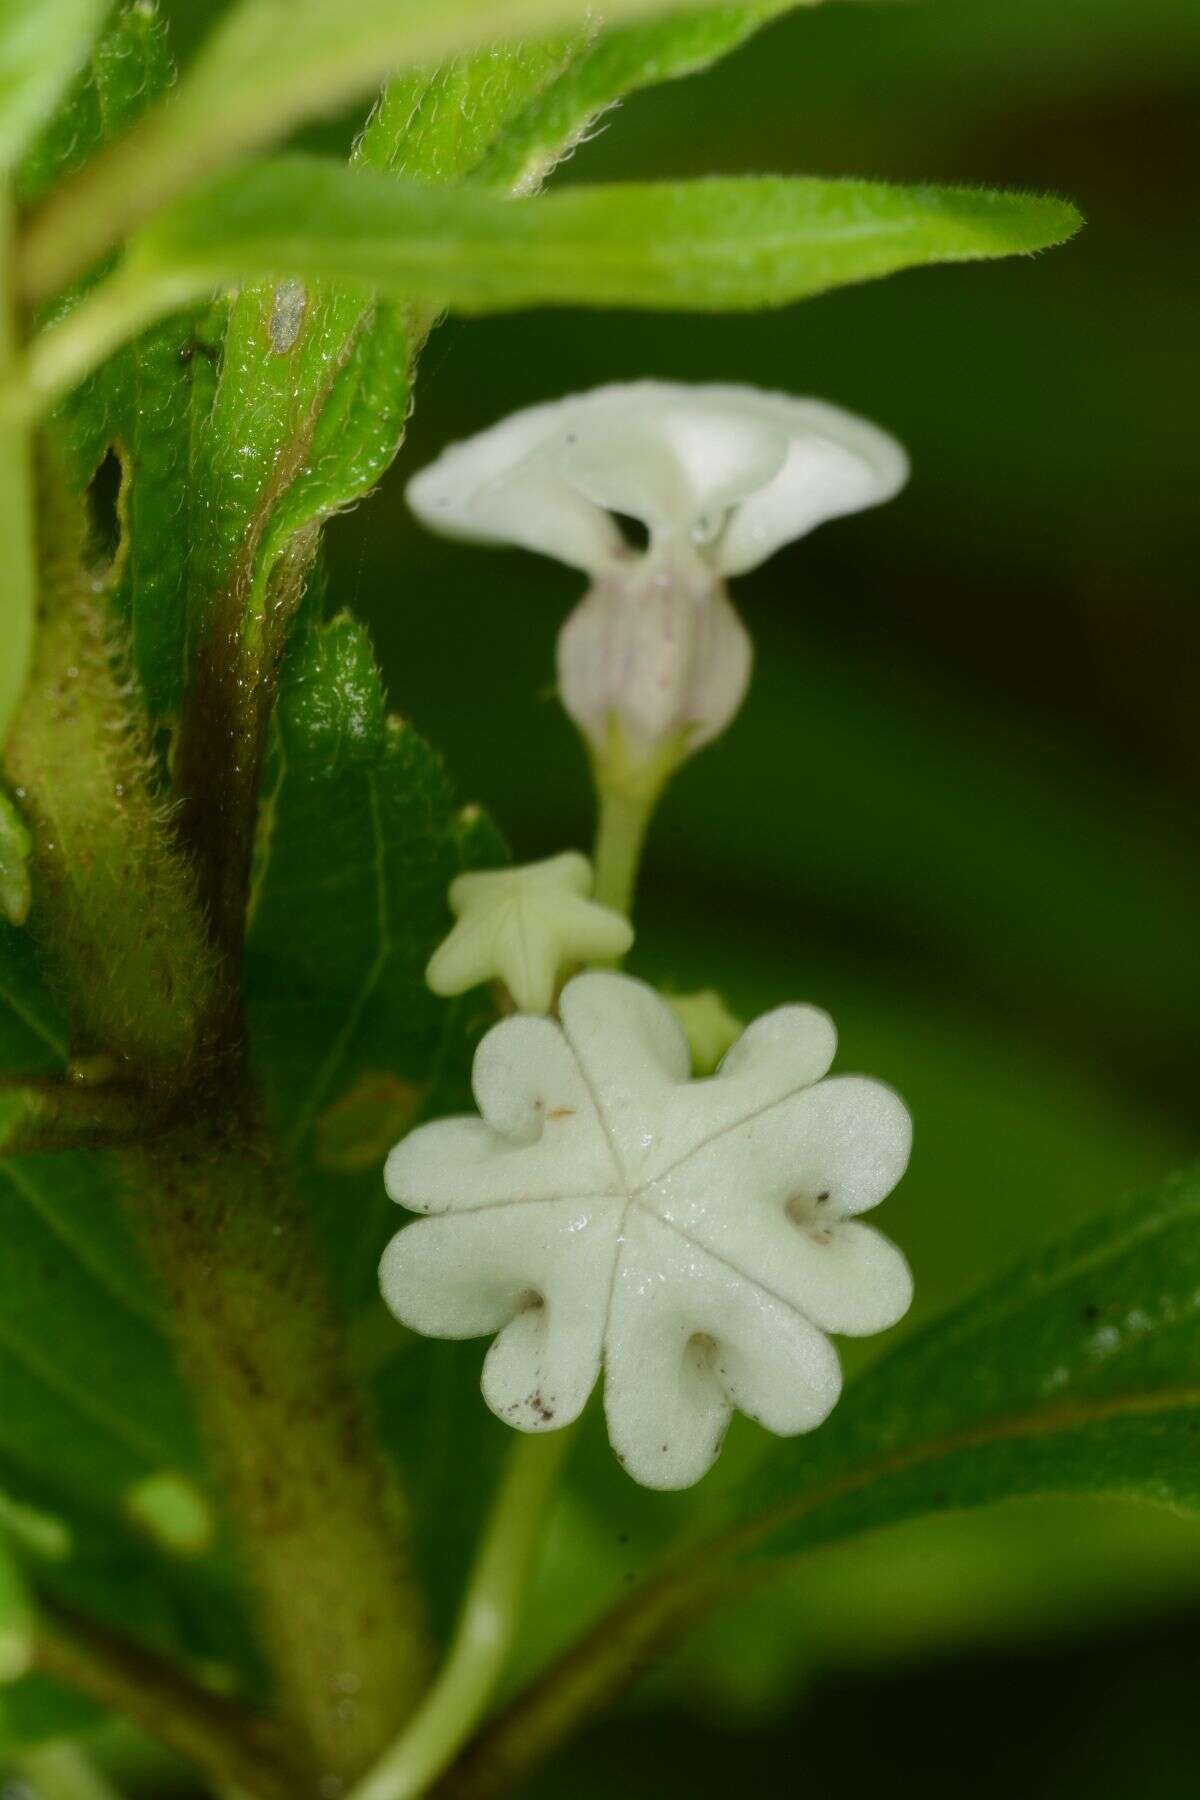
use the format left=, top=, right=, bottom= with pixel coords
left=426, top=852, right=633, bottom=1015
left=407, top=382, right=908, bottom=768
left=380, top=971, right=912, bottom=1489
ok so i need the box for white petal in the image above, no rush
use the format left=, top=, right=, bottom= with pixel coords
left=643, top=1145, right=913, bottom=1336
left=379, top=1197, right=623, bottom=1430
left=405, top=395, right=623, bottom=574
left=558, top=973, right=690, bottom=1183
left=472, top=1016, right=598, bottom=1144
left=677, top=583, right=753, bottom=751
left=405, top=384, right=905, bottom=577
left=646, top=1003, right=838, bottom=1182
left=718, top=1004, right=838, bottom=1089
left=558, top=385, right=788, bottom=535
left=384, top=1017, right=616, bottom=1211
left=714, top=394, right=909, bottom=576
left=649, top=1073, right=912, bottom=1226
left=604, top=1212, right=842, bottom=1489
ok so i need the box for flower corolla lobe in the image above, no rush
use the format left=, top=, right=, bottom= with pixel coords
left=406, top=382, right=908, bottom=767
left=381, top=971, right=912, bottom=1489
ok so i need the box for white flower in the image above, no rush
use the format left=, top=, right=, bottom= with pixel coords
left=380, top=971, right=912, bottom=1490
left=426, top=852, right=633, bottom=1015
left=406, top=382, right=908, bottom=766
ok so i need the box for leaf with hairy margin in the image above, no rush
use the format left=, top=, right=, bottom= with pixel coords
left=88, top=162, right=1081, bottom=346
left=19, top=0, right=831, bottom=296
left=446, top=1169, right=1200, bottom=1797
left=475, top=2, right=818, bottom=191
left=15, top=1, right=167, bottom=208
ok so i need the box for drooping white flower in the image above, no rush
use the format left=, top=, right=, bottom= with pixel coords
left=406, top=382, right=908, bottom=767
left=380, top=971, right=912, bottom=1489
left=426, top=852, right=633, bottom=1015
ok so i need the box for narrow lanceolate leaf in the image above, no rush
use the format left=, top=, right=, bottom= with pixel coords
left=139, top=164, right=1084, bottom=311
left=18, top=0, right=825, bottom=296
left=0, top=0, right=108, bottom=174
left=32, top=165, right=1082, bottom=406
left=442, top=1170, right=1200, bottom=1798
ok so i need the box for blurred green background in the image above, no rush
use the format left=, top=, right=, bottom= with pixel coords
left=176, top=0, right=1200, bottom=1792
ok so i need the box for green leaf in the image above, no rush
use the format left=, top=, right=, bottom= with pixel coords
left=0, top=1528, right=32, bottom=1682
left=364, top=33, right=592, bottom=190
left=469, top=1170, right=1200, bottom=1780
left=246, top=610, right=507, bottom=1313
left=0, top=1670, right=100, bottom=1753
left=0, top=1144, right=192, bottom=1511
left=0, top=0, right=108, bottom=175
left=182, top=281, right=408, bottom=688
left=741, top=1167, right=1200, bottom=1553
left=165, top=13, right=821, bottom=657
left=475, top=2, right=813, bottom=191
left=0, top=937, right=256, bottom=1701
left=15, top=1, right=170, bottom=208
left=139, top=162, right=1083, bottom=312
left=19, top=0, right=825, bottom=301
left=0, top=920, right=65, bottom=1075
left=34, top=163, right=1081, bottom=405
left=171, top=0, right=809, bottom=168
left=182, top=31, right=595, bottom=712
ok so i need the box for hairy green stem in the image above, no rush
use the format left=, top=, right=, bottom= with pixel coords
left=4, top=472, right=430, bottom=1785
left=120, top=1102, right=432, bottom=1786
left=0, top=183, right=35, bottom=744
left=347, top=1430, right=575, bottom=1800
